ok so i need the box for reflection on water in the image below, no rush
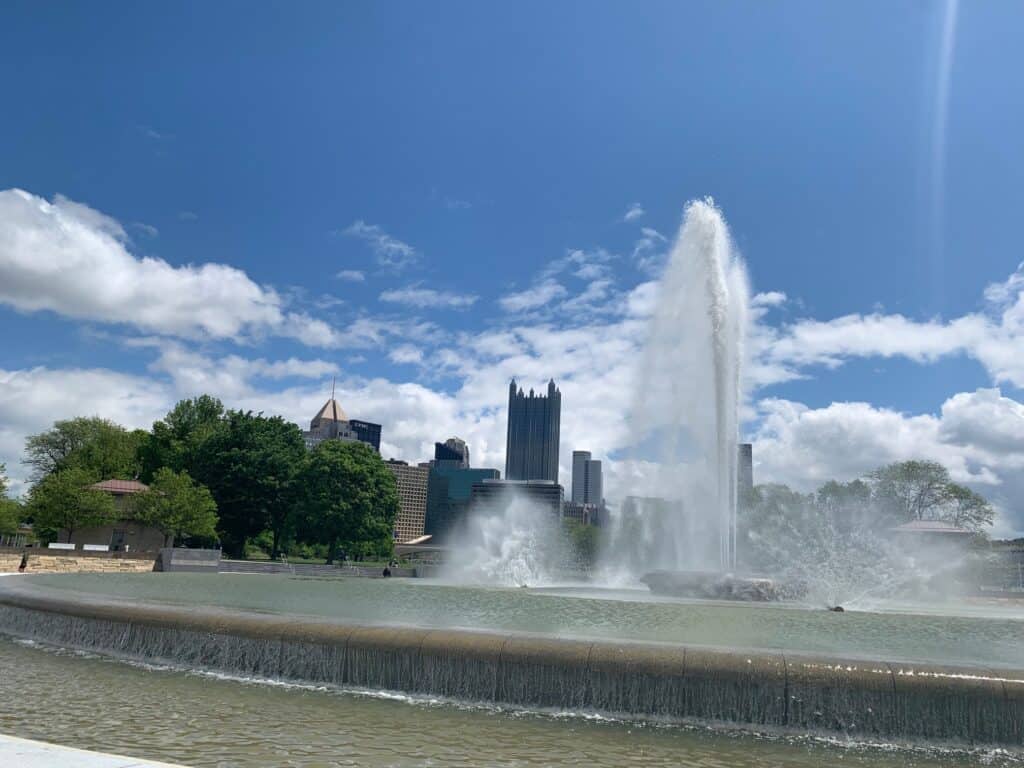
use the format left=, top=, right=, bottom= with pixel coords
left=0, top=637, right=1015, bottom=768
left=14, top=573, right=1024, bottom=668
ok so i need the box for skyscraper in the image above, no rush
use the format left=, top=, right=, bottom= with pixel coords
left=505, top=379, right=561, bottom=483
left=433, top=437, right=469, bottom=468
left=571, top=450, right=603, bottom=505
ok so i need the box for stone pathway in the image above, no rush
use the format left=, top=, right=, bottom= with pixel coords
left=0, top=734, right=188, bottom=767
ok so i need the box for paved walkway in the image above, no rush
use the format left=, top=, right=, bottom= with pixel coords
left=0, top=735, right=188, bottom=767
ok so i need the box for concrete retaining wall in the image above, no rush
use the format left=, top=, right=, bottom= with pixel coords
left=0, top=586, right=1020, bottom=745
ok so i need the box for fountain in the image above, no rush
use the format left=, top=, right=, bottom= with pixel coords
left=599, top=199, right=762, bottom=595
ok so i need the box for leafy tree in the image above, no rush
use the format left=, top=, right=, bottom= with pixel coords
left=24, top=417, right=143, bottom=483
left=26, top=468, right=116, bottom=543
left=0, top=499, right=20, bottom=538
left=563, top=518, right=599, bottom=570
left=134, top=468, right=219, bottom=547
left=139, top=395, right=225, bottom=481
left=193, top=410, right=306, bottom=558
left=0, top=463, right=18, bottom=537
left=941, top=483, right=994, bottom=532
left=816, top=479, right=872, bottom=533
left=869, top=460, right=951, bottom=522
left=300, top=440, right=398, bottom=563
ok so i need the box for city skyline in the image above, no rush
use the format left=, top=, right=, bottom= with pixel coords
left=1, top=3, right=1023, bottom=535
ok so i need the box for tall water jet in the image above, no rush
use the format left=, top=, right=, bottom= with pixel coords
left=605, top=198, right=749, bottom=576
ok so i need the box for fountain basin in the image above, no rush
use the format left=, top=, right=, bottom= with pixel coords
left=1, top=579, right=1022, bottom=745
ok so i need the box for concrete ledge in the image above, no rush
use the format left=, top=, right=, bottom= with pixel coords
left=0, top=583, right=1021, bottom=745
left=0, top=734, right=187, bottom=767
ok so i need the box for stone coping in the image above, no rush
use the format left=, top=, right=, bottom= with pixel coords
left=1, top=580, right=1022, bottom=745
left=0, top=734, right=188, bottom=767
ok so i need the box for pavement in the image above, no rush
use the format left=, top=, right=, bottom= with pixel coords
left=0, top=735, right=188, bottom=767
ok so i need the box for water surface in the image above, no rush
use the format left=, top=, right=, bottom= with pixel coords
left=12, top=573, right=1024, bottom=668
left=0, top=636, right=1015, bottom=768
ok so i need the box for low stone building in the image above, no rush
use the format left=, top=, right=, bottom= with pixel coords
left=66, top=479, right=166, bottom=553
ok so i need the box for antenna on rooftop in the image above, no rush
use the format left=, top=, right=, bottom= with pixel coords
left=331, top=376, right=336, bottom=400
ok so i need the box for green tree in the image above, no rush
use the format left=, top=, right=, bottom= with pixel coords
left=134, top=468, right=219, bottom=547
left=139, top=395, right=225, bottom=481
left=816, top=479, right=872, bottom=533
left=26, top=468, right=116, bottom=543
left=0, top=465, right=20, bottom=537
left=301, top=440, right=398, bottom=563
left=24, top=417, right=143, bottom=483
left=941, top=483, right=994, bottom=532
left=194, top=410, right=307, bottom=558
left=563, top=518, right=600, bottom=570
left=869, top=460, right=951, bottom=521
left=0, top=499, right=20, bottom=537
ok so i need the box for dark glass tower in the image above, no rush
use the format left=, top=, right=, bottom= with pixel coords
left=505, top=379, right=561, bottom=483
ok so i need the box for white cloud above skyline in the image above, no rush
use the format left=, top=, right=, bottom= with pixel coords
left=379, top=286, right=478, bottom=309
left=336, top=269, right=366, bottom=282
left=623, top=202, right=645, bottom=222
left=3, top=189, right=1024, bottom=534
left=343, top=219, right=418, bottom=271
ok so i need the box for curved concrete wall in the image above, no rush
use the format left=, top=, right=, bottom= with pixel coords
left=0, top=587, right=1021, bottom=745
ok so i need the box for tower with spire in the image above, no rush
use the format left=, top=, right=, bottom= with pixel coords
left=302, top=378, right=382, bottom=452
left=504, top=378, right=561, bottom=483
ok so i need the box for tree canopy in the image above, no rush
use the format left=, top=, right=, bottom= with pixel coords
left=193, top=410, right=307, bottom=558
left=139, top=395, right=225, bottom=481
left=300, top=440, right=398, bottom=563
left=26, top=468, right=116, bottom=543
left=134, top=468, right=219, bottom=547
left=24, top=417, right=144, bottom=483
left=868, top=460, right=951, bottom=522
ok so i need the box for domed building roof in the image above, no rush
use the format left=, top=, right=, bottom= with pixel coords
left=312, top=398, right=347, bottom=425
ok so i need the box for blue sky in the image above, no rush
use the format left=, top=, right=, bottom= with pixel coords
left=2, top=2, right=1024, bottom=534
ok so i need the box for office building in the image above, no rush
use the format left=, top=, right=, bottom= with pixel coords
left=385, top=460, right=430, bottom=543
left=425, top=465, right=501, bottom=540
left=433, top=437, right=470, bottom=468
left=737, top=442, right=753, bottom=507
left=571, top=450, right=603, bottom=505
left=302, top=396, right=382, bottom=453
left=563, top=501, right=602, bottom=527
left=349, top=419, right=382, bottom=453
left=505, top=379, right=561, bottom=483
left=469, top=478, right=564, bottom=517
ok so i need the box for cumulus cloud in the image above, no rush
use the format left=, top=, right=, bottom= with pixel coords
left=499, top=279, right=568, bottom=313
left=343, top=220, right=417, bottom=270
left=0, top=189, right=343, bottom=347
left=622, top=203, right=645, bottom=222
left=752, top=291, right=787, bottom=308
left=751, top=389, right=1024, bottom=535
left=379, top=286, right=478, bottom=309
left=759, top=262, right=1024, bottom=387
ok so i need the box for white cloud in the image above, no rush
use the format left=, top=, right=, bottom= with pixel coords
left=622, top=203, right=645, bottom=222
left=336, top=269, right=365, bottom=282
left=0, top=366, right=172, bottom=495
left=177, top=211, right=198, bottom=222
left=751, top=389, right=1024, bottom=536
left=343, top=220, right=418, bottom=270
left=752, top=291, right=787, bottom=308
left=499, top=279, right=568, bottom=313
left=379, top=286, right=478, bottom=309
left=389, top=345, right=424, bottom=365
left=0, top=189, right=342, bottom=348
left=130, top=222, right=159, bottom=238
